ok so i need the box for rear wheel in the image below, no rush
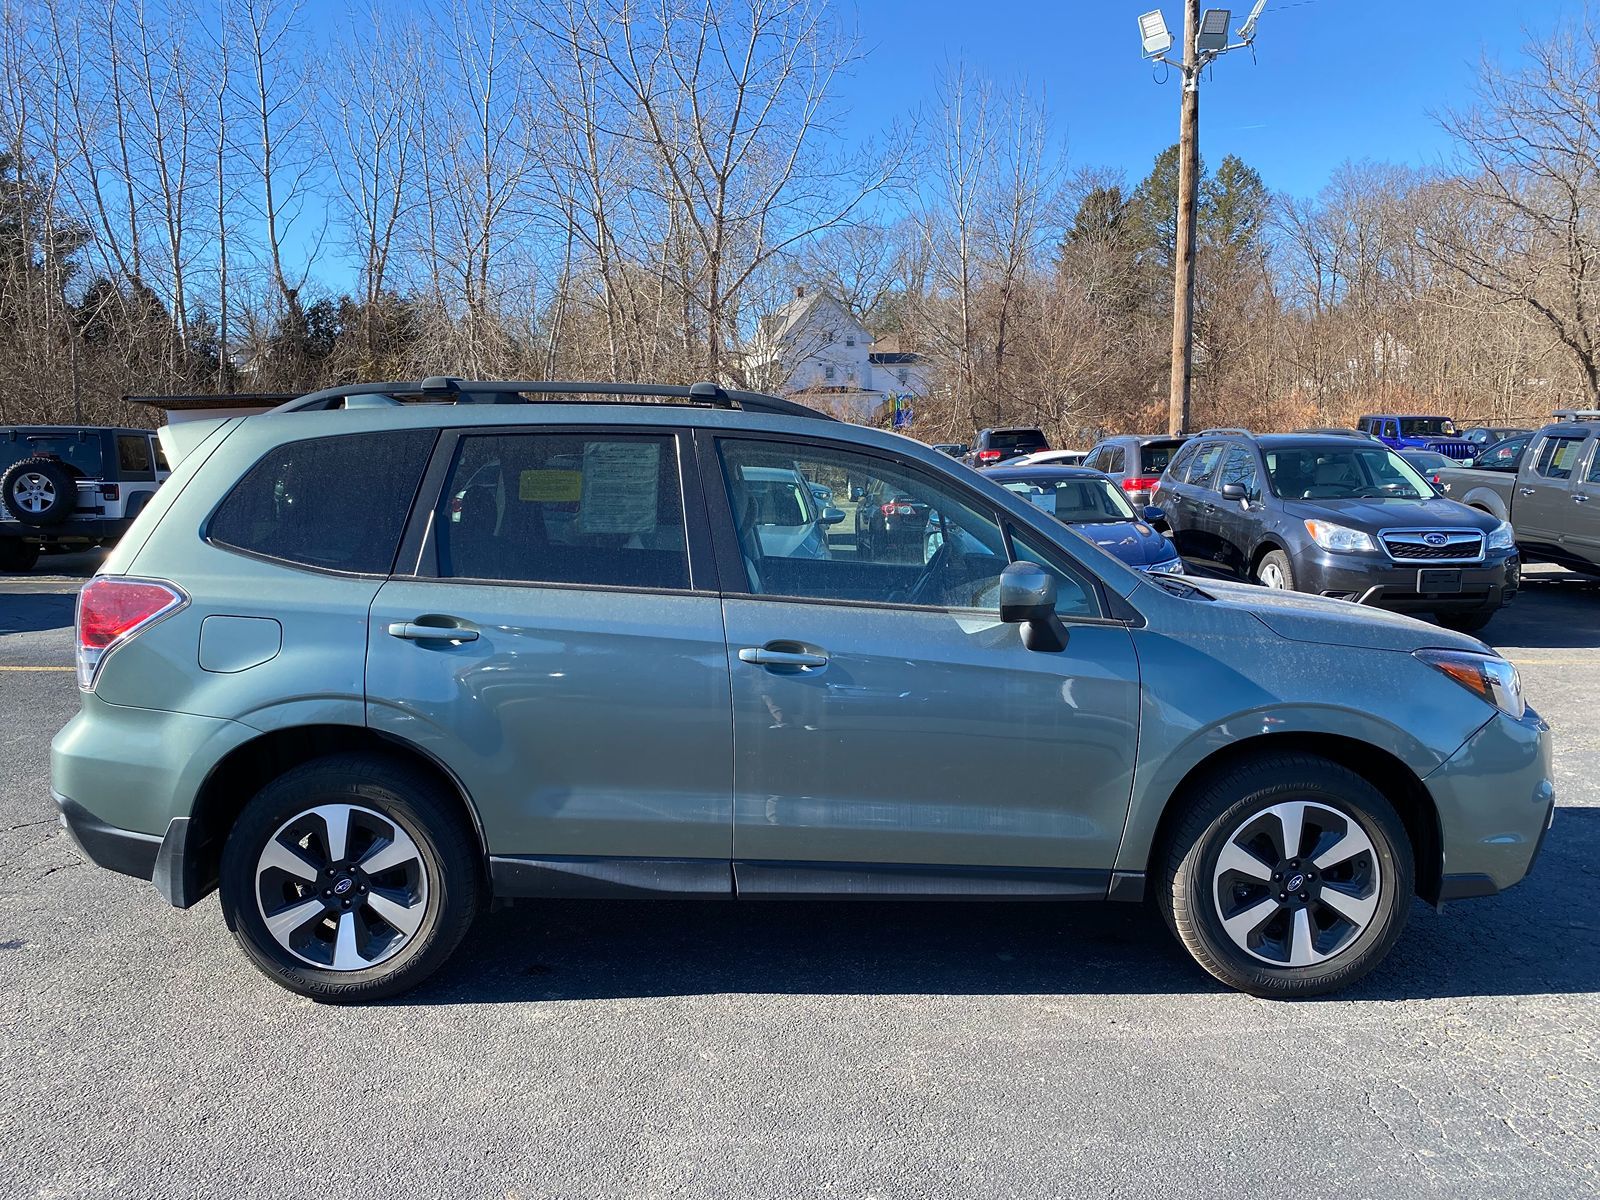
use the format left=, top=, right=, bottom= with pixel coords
left=0, top=537, right=38, bottom=572
left=1254, top=549, right=1295, bottom=591
left=1436, top=609, right=1496, bottom=634
left=1159, top=753, right=1413, bottom=997
left=219, top=753, right=481, bottom=1002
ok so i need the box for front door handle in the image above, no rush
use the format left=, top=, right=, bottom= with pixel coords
left=388, top=621, right=479, bottom=643
left=1575, top=493, right=1591, bottom=503
left=738, top=647, right=829, bottom=668
left=1519, top=486, right=1538, bottom=496
left=1201, top=502, right=1217, bottom=515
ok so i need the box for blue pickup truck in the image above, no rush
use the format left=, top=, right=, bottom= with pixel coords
left=1357, top=414, right=1475, bottom=460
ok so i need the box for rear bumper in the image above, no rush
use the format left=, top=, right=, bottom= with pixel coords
left=55, top=791, right=200, bottom=907
left=1290, top=545, right=1519, bottom=612
left=0, top=516, right=133, bottom=541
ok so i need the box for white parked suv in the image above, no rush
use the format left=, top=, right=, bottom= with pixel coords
left=0, top=426, right=169, bottom=571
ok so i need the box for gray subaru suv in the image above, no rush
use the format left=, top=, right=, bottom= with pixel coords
left=52, top=380, right=1555, bottom=1002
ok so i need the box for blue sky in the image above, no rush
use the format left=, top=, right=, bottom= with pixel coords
left=832, top=0, right=1580, bottom=197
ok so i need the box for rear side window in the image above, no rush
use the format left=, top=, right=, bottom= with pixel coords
left=1105, top=446, right=1127, bottom=473
left=117, top=434, right=154, bottom=479
left=435, top=432, right=688, bottom=590
left=1165, top=442, right=1199, bottom=479
left=1181, top=442, right=1226, bottom=486
left=208, top=429, right=435, bottom=574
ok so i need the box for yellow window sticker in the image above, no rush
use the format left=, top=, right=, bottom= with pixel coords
left=519, top=469, right=582, bottom=502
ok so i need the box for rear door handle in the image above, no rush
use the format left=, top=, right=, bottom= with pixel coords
left=738, top=647, right=829, bottom=668
left=1519, top=487, right=1538, bottom=496
left=1201, top=503, right=1217, bottom=515
left=388, top=621, right=479, bottom=642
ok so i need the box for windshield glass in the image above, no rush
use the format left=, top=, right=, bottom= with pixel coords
left=1138, top=440, right=1185, bottom=473
left=989, top=430, right=1048, bottom=453
left=999, top=475, right=1138, bottom=523
left=1265, top=445, right=1433, bottom=501
left=3, top=435, right=103, bottom=476
left=1398, top=417, right=1457, bottom=437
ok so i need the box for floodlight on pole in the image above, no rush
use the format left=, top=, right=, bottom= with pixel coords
left=1138, top=10, right=1174, bottom=58
left=1196, top=8, right=1231, bottom=51
left=1133, top=1, right=1270, bottom=436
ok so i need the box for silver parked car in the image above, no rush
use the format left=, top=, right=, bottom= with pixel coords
left=53, top=379, right=1554, bottom=1002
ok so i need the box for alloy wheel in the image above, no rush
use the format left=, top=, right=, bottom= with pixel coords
left=1212, top=800, right=1381, bottom=968
left=11, top=473, right=56, bottom=514
left=254, top=803, right=429, bottom=971
left=1258, top=561, right=1287, bottom=589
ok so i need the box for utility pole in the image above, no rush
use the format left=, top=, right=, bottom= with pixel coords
left=1136, top=2, right=1266, bottom=435
left=1169, top=0, right=1201, bottom=437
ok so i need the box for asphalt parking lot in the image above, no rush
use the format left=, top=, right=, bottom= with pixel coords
left=1, top=553, right=1596, bottom=1198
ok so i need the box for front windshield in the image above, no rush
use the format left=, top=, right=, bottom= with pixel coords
left=1399, top=417, right=1457, bottom=437
left=1265, top=445, right=1433, bottom=501
left=999, top=475, right=1138, bottom=523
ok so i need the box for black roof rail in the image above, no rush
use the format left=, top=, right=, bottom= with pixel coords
left=1195, top=427, right=1253, bottom=437
left=269, top=379, right=837, bottom=421
left=126, top=392, right=300, bottom=411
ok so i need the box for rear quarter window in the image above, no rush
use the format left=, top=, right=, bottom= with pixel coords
left=207, top=429, right=436, bottom=574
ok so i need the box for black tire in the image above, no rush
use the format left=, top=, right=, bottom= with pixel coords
left=219, top=753, right=482, bottom=1003
left=0, top=536, right=39, bottom=572
left=1158, top=753, right=1414, bottom=998
left=1253, top=549, right=1295, bottom=591
left=1, top=457, right=77, bottom=527
left=1436, top=609, right=1496, bottom=634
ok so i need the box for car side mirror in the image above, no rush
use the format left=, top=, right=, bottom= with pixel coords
left=819, top=507, right=846, bottom=526
left=1142, top=504, right=1167, bottom=527
left=850, top=486, right=864, bottom=502
left=1220, top=482, right=1248, bottom=502
left=999, top=562, right=1068, bottom=652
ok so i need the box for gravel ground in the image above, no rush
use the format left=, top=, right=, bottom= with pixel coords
left=0, top=555, right=1595, bottom=1199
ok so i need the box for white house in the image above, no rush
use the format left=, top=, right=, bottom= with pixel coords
left=743, top=287, right=929, bottom=424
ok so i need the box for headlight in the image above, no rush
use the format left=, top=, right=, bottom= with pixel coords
left=1486, top=520, right=1516, bottom=552
left=1144, top=557, right=1185, bottom=574
left=1304, top=519, right=1377, bottom=553
left=1415, top=649, right=1525, bottom=718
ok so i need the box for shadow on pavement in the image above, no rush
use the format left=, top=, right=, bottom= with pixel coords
left=1487, top=570, right=1600, bottom=650
left=396, top=808, right=1597, bottom=1006
left=0, top=593, right=76, bottom=636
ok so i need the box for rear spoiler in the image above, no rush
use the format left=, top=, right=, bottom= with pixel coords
left=126, top=393, right=297, bottom=464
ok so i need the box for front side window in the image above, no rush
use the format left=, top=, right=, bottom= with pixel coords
left=435, top=433, right=687, bottom=590
left=1264, top=446, right=1431, bottom=500
left=719, top=438, right=1090, bottom=613
left=1480, top=437, right=1528, bottom=470
left=1216, top=445, right=1260, bottom=498
left=1586, top=440, right=1600, bottom=483
left=208, top=429, right=436, bottom=574
left=1534, top=434, right=1586, bottom=480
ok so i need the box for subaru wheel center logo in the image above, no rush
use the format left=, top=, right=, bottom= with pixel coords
left=1285, top=872, right=1307, bottom=892
left=1423, top=532, right=1448, bottom=546
left=333, top=877, right=354, bottom=896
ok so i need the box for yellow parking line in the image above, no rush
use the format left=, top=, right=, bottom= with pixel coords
left=0, top=665, right=74, bottom=672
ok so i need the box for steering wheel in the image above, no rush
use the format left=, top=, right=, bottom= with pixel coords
left=897, top=540, right=954, bottom=607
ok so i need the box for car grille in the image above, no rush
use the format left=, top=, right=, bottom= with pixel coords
left=1381, top=531, right=1485, bottom=562
left=1431, top=440, right=1475, bottom=460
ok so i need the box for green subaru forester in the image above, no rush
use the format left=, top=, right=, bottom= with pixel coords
left=51, top=380, right=1555, bottom=1002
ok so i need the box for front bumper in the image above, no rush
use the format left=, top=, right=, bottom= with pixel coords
left=1425, top=703, right=1555, bottom=899
left=1290, top=544, right=1519, bottom=613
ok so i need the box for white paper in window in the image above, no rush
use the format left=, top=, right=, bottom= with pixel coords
left=580, top=441, right=661, bottom=533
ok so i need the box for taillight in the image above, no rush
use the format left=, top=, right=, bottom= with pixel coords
left=977, top=449, right=1002, bottom=463
left=75, top=577, right=187, bottom=690
left=1122, top=476, right=1159, bottom=494
left=98, top=484, right=120, bottom=501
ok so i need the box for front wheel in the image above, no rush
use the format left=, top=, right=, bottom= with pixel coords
left=1159, top=754, right=1413, bottom=997
left=1254, top=549, right=1295, bottom=591
left=219, top=753, right=481, bottom=1002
